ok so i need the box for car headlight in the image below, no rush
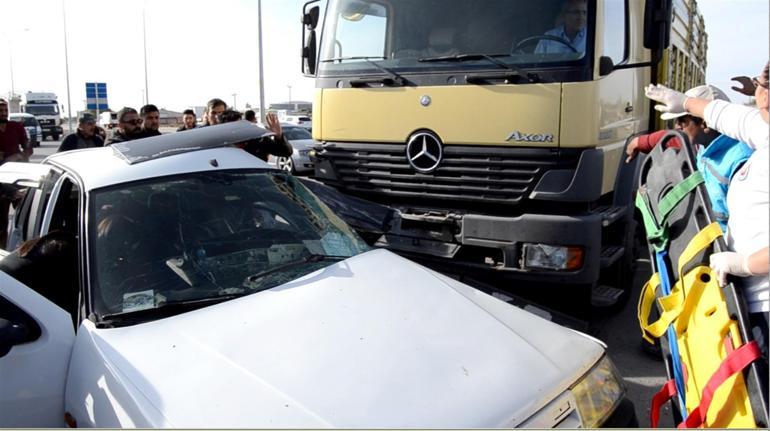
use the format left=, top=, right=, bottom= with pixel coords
left=571, top=356, right=625, bottom=428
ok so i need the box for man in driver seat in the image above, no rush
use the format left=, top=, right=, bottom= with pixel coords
left=534, top=0, right=587, bottom=54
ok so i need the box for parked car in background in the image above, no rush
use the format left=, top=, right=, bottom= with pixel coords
left=284, top=114, right=312, bottom=130
left=8, top=113, right=42, bottom=147
left=0, top=122, right=636, bottom=428
left=269, top=124, right=316, bottom=174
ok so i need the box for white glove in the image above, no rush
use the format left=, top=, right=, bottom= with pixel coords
left=645, top=84, right=689, bottom=116
left=709, top=252, right=752, bottom=287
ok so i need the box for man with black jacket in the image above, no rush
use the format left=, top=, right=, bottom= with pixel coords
left=106, top=107, right=144, bottom=145
left=138, top=104, right=162, bottom=138
left=58, top=113, right=104, bottom=152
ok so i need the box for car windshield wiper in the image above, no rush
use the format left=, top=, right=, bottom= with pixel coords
left=418, top=53, right=539, bottom=83
left=97, top=294, right=245, bottom=328
left=244, top=254, right=349, bottom=286
left=321, top=56, right=407, bottom=87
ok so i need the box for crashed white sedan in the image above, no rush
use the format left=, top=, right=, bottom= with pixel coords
left=0, top=122, right=636, bottom=428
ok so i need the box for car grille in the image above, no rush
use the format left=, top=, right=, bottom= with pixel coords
left=318, top=142, right=581, bottom=206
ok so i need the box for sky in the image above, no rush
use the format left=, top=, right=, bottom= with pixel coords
left=0, top=0, right=767, bottom=115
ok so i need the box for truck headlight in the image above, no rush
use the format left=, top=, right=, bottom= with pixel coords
left=571, top=356, right=625, bottom=428
left=521, top=243, right=584, bottom=270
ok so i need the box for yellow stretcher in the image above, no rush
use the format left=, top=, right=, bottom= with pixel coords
left=635, top=131, right=768, bottom=428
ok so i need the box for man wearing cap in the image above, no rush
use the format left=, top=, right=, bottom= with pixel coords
left=57, top=113, right=104, bottom=152
left=625, top=84, right=730, bottom=162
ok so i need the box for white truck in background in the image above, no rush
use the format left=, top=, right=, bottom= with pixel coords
left=21, top=92, right=63, bottom=141
left=99, top=111, right=118, bottom=129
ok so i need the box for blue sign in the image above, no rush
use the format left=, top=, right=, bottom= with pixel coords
left=85, top=82, right=108, bottom=110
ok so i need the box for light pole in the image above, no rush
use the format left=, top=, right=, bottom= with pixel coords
left=257, top=0, right=266, bottom=124
left=142, top=6, right=149, bottom=104
left=62, top=0, right=74, bottom=132
left=232, top=93, right=237, bottom=110
left=287, top=85, right=292, bottom=105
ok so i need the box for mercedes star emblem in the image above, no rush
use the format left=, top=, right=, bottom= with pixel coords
left=406, top=132, right=443, bottom=173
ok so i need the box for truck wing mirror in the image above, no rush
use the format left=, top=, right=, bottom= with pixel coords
left=303, top=5, right=320, bottom=30
left=643, top=0, right=672, bottom=56
left=301, top=2, right=321, bottom=76
left=303, top=30, right=318, bottom=76
left=599, top=56, right=614, bottom=76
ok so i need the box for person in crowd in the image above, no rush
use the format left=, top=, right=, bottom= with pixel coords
left=535, top=0, right=587, bottom=54
left=646, top=62, right=769, bottom=345
left=0, top=98, right=31, bottom=248
left=58, top=113, right=104, bottom=152
left=215, top=108, right=292, bottom=162
left=177, top=109, right=197, bottom=132
left=0, top=98, right=31, bottom=163
left=139, top=104, right=162, bottom=138
left=244, top=110, right=257, bottom=124
left=106, top=107, right=144, bottom=145
left=625, top=85, right=729, bottom=162
left=202, top=98, right=227, bottom=126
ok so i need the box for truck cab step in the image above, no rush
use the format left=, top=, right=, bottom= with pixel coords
left=591, top=284, right=626, bottom=308
left=592, top=205, right=627, bottom=227
left=600, top=245, right=625, bottom=268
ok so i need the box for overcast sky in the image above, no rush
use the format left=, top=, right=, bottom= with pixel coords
left=0, top=0, right=767, bottom=114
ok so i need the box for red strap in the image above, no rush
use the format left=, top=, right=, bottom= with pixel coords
left=650, top=379, right=677, bottom=427
left=677, top=341, right=761, bottom=428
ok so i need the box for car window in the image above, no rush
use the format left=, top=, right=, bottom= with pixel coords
left=89, top=171, right=370, bottom=320
left=284, top=128, right=312, bottom=140
left=48, top=178, right=81, bottom=236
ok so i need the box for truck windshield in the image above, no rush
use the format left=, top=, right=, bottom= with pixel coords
left=23, top=105, right=59, bottom=116
left=318, top=0, right=592, bottom=76
left=89, top=170, right=370, bottom=320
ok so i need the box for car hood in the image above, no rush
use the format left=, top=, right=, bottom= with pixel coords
left=288, top=138, right=316, bottom=151
left=92, top=249, right=603, bottom=428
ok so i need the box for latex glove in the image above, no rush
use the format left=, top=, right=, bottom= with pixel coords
left=731, top=76, right=756, bottom=96
left=645, top=84, right=689, bottom=116
left=709, top=252, right=752, bottom=286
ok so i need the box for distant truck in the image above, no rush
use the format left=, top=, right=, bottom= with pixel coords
left=99, top=111, right=119, bottom=129
left=21, top=92, right=63, bottom=141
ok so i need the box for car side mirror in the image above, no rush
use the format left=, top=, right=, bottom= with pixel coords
left=599, top=56, right=615, bottom=76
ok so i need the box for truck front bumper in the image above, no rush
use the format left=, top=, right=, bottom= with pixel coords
left=378, top=210, right=602, bottom=285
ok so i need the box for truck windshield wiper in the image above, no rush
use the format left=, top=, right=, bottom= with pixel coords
left=321, top=56, right=407, bottom=87
left=418, top=53, right=539, bottom=83
left=244, top=254, right=349, bottom=286
left=97, top=294, right=246, bottom=328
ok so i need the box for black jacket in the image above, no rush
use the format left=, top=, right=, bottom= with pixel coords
left=243, top=135, right=293, bottom=162
left=57, top=130, right=104, bottom=152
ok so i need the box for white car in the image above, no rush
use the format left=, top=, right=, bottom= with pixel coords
left=269, top=125, right=316, bottom=174
left=8, top=113, right=43, bottom=147
left=0, top=121, right=636, bottom=428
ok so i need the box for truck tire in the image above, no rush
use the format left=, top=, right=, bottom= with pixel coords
left=52, top=134, right=60, bottom=141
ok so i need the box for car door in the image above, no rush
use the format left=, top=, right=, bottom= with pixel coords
left=0, top=272, right=76, bottom=427
left=0, top=163, right=59, bottom=251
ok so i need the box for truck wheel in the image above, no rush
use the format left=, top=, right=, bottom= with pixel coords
left=52, top=134, right=60, bottom=141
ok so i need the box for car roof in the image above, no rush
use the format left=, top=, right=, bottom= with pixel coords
left=41, top=121, right=278, bottom=191
left=9, top=113, right=35, bottom=118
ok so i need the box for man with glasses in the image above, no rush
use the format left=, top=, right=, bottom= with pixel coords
left=106, top=107, right=144, bottom=145
left=625, top=85, right=730, bottom=162
left=535, top=0, right=587, bottom=55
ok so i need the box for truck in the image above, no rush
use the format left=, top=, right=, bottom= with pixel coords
left=21, top=92, right=63, bottom=141
left=300, top=0, right=708, bottom=314
left=99, top=111, right=119, bottom=129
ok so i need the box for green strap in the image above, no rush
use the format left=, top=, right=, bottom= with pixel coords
left=635, top=189, right=668, bottom=251
left=657, top=172, right=704, bottom=223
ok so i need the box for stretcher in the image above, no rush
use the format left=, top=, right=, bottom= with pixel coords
left=635, top=131, right=768, bottom=428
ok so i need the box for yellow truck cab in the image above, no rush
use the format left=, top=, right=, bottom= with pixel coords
left=301, top=0, right=707, bottom=313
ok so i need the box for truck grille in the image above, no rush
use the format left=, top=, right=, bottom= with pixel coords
left=38, top=119, right=54, bottom=126
left=318, top=142, right=581, bottom=206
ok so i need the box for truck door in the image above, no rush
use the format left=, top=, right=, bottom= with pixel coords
left=0, top=272, right=76, bottom=427
left=597, top=0, right=633, bottom=193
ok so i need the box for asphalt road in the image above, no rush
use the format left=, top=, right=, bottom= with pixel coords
left=29, top=127, right=674, bottom=427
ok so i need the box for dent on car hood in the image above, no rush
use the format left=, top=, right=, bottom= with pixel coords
left=89, top=249, right=603, bottom=428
